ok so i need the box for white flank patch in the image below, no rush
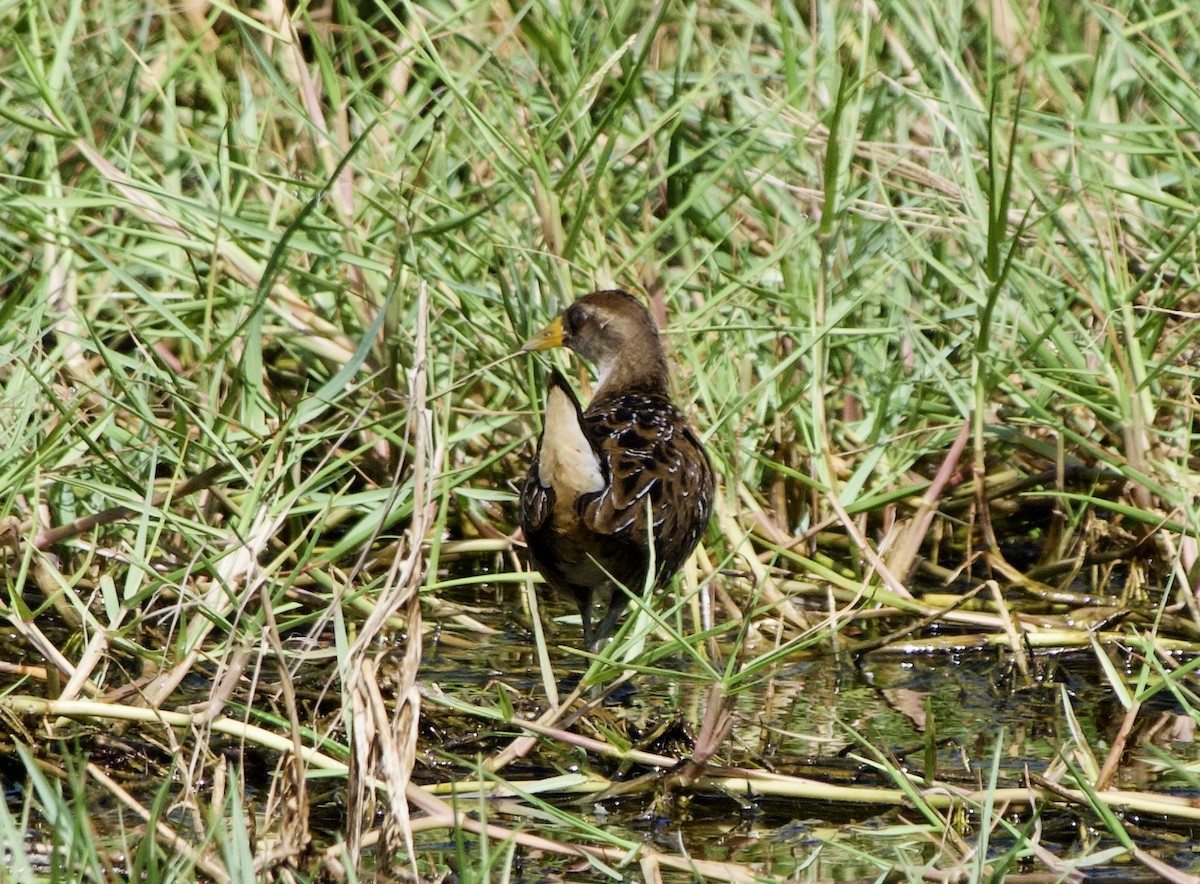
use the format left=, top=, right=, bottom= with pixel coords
left=539, top=385, right=604, bottom=495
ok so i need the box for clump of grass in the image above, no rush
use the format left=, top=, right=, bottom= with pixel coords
left=1, top=0, right=1199, bottom=879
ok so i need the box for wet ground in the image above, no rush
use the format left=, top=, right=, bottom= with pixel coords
left=6, top=574, right=1200, bottom=880
left=405, top=581, right=1200, bottom=880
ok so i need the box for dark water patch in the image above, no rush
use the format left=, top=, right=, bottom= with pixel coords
left=407, top=565, right=1200, bottom=879
left=8, top=551, right=1200, bottom=880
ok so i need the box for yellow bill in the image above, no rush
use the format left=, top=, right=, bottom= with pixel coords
left=520, top=315, right=565, bottom=352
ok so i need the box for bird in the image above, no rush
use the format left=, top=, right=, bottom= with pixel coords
left=518, top=289, right=714, bottom=651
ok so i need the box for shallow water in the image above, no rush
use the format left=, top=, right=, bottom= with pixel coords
left=410, top=580, right=1200, bottom=880
left=6, top=574, right=1200, bottom=880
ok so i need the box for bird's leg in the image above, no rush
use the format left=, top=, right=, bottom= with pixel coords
left=579, top=582, right=625, bottom=653
left=587, top=598, right=631, bottom=653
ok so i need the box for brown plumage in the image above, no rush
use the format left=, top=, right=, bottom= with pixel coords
left=519, top=290, right=714, bottom=650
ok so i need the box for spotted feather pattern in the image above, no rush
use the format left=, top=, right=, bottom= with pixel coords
left=576, top=392, right=713, bottom=584
left=522, top=374, right=714, bottom=642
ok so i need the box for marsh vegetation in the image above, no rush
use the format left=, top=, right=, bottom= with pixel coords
left=2, top=0, right=1199, bottom=880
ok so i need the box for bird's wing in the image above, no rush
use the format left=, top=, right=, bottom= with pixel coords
left=580, top=394, right=714, bottom=580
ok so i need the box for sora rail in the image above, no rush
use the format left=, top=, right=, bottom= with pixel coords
left=519, top=290, right=714, bottom=650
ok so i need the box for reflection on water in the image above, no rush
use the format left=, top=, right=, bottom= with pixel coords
left=7, top=570, right=1200, bottom=881
left=414, top=578, right=1200, bottom=880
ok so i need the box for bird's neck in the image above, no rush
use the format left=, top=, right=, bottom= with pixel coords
left=592, top=343, right=671, bottom=402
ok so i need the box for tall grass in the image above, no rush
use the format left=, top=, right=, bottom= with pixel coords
left=1, top=0, right=1198, bottom=879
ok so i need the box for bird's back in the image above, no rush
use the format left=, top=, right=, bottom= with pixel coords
left=521, top=387, right=713, bottom=647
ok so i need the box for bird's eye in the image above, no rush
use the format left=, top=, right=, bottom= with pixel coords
left=565, top=304, right=588, bottom=334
